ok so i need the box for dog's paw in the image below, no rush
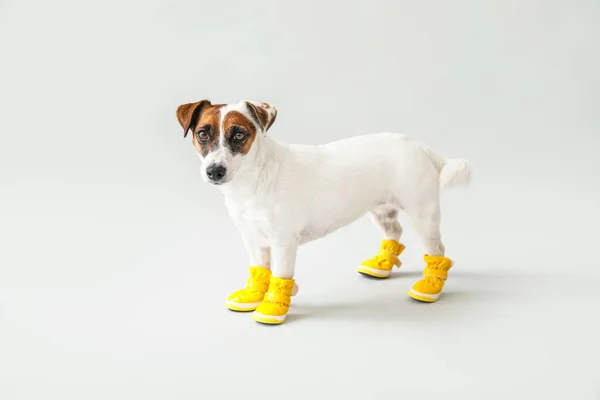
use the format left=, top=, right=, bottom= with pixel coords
left=292, top=283, right=299, bottom=296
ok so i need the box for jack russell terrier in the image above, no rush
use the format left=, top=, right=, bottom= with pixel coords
left=176, top=100, right=471, bottom=325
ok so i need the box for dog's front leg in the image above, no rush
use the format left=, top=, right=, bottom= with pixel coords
left=225, top=232, right=271, bottom=313
left=252, top=242, right=298, bottom=325
left=240, top=233, right=271, bottom=269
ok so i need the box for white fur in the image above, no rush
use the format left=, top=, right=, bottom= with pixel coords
left=194, top=101, right=472, bottom=282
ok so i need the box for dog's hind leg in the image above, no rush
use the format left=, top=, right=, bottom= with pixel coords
left=370, top=205, right=403, bottom=241
left=356, top=205, right=406, bottom=279
left=406, top=199, right=454, bottom=303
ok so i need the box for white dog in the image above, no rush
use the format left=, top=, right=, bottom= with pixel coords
left=176, top=100, right=471, bottom=325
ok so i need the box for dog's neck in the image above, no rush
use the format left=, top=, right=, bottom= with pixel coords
left=219, top=135, right=284, bottom=202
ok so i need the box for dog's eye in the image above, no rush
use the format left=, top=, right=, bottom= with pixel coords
left=196, top=130, right=209, bottom=141
left=233, top=132, right=246, bottom=141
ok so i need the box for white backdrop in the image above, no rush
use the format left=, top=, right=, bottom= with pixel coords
left=1, top=1, right=599, bottom=399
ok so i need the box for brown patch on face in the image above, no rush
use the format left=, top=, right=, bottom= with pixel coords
left=222, top=110, right=257, bottom=155
left=192, top=104, right=224, bottom=156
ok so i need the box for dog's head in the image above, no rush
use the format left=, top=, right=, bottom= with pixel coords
left=176, top=100, right=277, bottom=185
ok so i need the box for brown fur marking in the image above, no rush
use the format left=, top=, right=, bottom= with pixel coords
left=245, top=101, right=277, bottom=132
left=176, top=100, right=211, bottom=137
left=223, top=110, right=257, bottom=155
left=192, top=104, right=223, bottom=156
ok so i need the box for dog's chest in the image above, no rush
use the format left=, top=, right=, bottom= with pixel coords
left=225, top=196, right=278, bottom=236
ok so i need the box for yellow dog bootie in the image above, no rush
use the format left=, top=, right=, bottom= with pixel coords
left=225, top=266, right=271, bottom=312
left=253, top=276, right=295, bottom=325
left=357, top=239, right=406, bottom=278
left=408, top=255, right=453, bottom=303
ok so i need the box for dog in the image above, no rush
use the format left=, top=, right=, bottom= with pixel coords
left=176, top=100, right=471, bottom=325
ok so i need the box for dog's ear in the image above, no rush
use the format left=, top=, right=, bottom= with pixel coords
left=245, top=101, right=277, bottom=133
left=176, top=100, right=211, bottom=138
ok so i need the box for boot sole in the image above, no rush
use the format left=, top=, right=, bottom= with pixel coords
left=253, top=311, right=286, bottom=325
left=356, top=265, right=391, bottom=278
left=225, top=301, right=261, bottom=312
left=408, top=289, right=440, bottom=303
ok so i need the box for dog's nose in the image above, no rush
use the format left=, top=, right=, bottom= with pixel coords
left=206, top=164, right=227, bottom=182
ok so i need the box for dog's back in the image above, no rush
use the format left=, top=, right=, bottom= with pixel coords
left=269, top=132, right=471, bottom=243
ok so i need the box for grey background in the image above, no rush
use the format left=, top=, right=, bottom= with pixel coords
left=1, top=1, right=599, bottom=399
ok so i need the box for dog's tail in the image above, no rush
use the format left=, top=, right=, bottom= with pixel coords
left=422, top=146, right=472, bottom=189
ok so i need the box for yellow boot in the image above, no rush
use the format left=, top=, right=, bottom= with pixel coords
left=408, top=255, right=453, bottom=303
left=225, top=266, right=271, bottom=312
left=253, top=276, right=295, bottom=325
left=357, top=239, right=406, bottom=278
